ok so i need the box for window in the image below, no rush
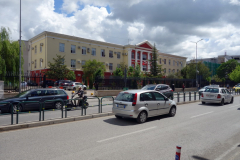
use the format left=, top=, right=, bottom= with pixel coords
left=177, top=61, right=179, bottom=66
left=169, top=60, right=171, bottom=65
left=71, top=59, right=76, bottom=68
left=131, top=64, right=135, bottom=68
left=92, top=48, right=96, bottom=56
left=152, top=92, right=165, bottom=101
left=59, top=43, right=65, bottom=52
left=117, top=52, right=121, bottom=59
left=173, top=69, right=175, bottom=73
left=40, top=60, right=42, bottom=68
left=131, top=52, right=135, bottom=59
left=34, top=60, right=37, bottom=68
left=159, top=58, right=161, bottom=64
left=181, top=62, right=183, bottom=67
left=164, top=59, right=166, bottom=64
left=117, top=64, right=120, bottom=68
left=149, top=55, right=152, bottom=60
left=137, top=53, right=140, bottom=59
left=82, top=47, right=86, bottom=55
left=82, top=60, right=86, bottom=65
left=173, top=60, right=175, bottom=66
left=143, top=65, right=147, bottom=71
left=169, top=69, right=171, bottom=73
left=164, top=68, right=166, bottom=73
left=61, top=58, right=64, bottom=65
left=143, top=54, right=147, bottom=60
left=40, top=45, right=42, bottom=53
left=140, top=92, right=154, bottom=101
left=177, top=69, right=179, bottom=72
left=109, top=50, right=113, bottom=58
left=35, top=46, right=37, bottom=54
left=109, top=63, right=113, bottom=70
left=71, top=45, right=76, bottom=53
left=101, top=49, right=105, bottom=57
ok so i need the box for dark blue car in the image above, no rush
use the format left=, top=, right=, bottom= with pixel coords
left=0, top=88, right=69, bottom=113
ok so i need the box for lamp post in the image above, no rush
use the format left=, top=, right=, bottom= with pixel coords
left=19, top=0, right=22, bottom=93
left=191, top=39, right=203, bottom=88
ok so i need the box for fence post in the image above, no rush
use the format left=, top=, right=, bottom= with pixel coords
left=199, top=92, right=201, bottom=100
left=183, top=92, right=185, bottom=102
left=81, top=99, right=83, bottom=116
left=16, top=103, right=19, bottom=124
left=39, top=103, right=42, bottom=121
left=177, top=92, right=180, bottom=103
left=194, top=92, right=196, bottom=101
left=65, top=101, right=67, bottom=118
left=189, top=92, right=191, bottom=101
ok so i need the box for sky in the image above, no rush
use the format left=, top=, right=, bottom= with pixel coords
left=0, top=0, right=240, bottom=60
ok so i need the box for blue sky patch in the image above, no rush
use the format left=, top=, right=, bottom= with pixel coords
left=54, top=0, right=64, bottom=14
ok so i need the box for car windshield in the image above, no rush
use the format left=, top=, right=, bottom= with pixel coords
left=115, top=92, right=134, bottom=102
left=141, top=85, right=156, bottom=90
left=14, top=90, right=32, bottom=98
left=205, top=88, right=219, bottom=93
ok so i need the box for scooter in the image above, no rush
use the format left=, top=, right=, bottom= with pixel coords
left=67, top=91, right=89, bottom=110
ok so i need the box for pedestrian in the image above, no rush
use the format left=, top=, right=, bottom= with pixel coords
left=227, top=84, right=229, bottom=89
left=94, top=81, right=99, bottom=90
left=198, top=84, right=200, bottom=90
left=182, top=83, right=185, bottom=92
left=171, top=84, right=175, bottom=92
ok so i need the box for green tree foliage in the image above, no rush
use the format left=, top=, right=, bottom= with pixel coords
left=212, top=75, right=222, bottom=82
left=44, top=55, right=75, bottom=80
left=167, top=72, right=183, bottom=79
left=217, top=59, right=239, bottom=79
left=181, top=62, right=210, bottom=80
left=229, top=65, right=240, bottom=83
left=0, top=27, right=24, bottom=85
left=127, top=65, right=143, bottom=78
left=149, top=44, right=163, bottom=77
left=113, top=67, right=123, bottom=77
left=206, top=77, right=211, bottom=84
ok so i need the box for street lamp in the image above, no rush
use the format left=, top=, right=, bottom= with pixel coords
left=191, top=39, right=203, bottom=88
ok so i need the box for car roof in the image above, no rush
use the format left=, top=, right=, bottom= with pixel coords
left=120, top=90, right=159, bottom=94
left=29, top=88, right=64, bottom=91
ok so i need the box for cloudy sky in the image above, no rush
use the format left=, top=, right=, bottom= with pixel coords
left=1, top=0, right=240, bottom=60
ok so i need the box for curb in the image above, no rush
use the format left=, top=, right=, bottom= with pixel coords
left=0, top=112, right=114, bottom=132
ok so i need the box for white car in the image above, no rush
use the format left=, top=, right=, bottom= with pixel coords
left=67, top=82, right=86, bottom=90
left=201, top=87, right=233, bottom=106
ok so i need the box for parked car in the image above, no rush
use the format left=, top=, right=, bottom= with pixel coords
left=27, top=80, right=38, bottom=86
left=233, top=83, right=240, bottom=90
left=40, top=80, right=54, bottom=87
left=198, top=86, right=209, bottom=95
left=112, top=90, right=177, bottom=123
left=0, top=88, right=69, bottom=113
left=60, top=80, right=73, bottom=90
left=201, top=87, right=233, bottom=105
left=54, top=80, right=65, bottom=87
left=141, top=84, right=173, bottom=99
left=67, top=82, right=87, bottom=90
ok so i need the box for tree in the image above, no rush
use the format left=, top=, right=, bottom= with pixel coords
left=44, top=55, right=75, bottom=80
left=206, top=77, right=211, bottom=85
left=229, top=65, right=240, bottom=83
left=113, top=67, right=123, bottom=77
left=82, top=59, right=105, bottom=88
left=217, top=59, right=239, bottom=79
left=212, top=75, right=222, bottom=82
left=149, top=44, right=163, bottom=77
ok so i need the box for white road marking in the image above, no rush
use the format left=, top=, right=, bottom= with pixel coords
left=215, top=143, right=239, bottom=160
left=97, top=126, right=157, bottom=143
left=190, top=111, right=214, bottom=118
left=228, top=105, right=239, bottom=108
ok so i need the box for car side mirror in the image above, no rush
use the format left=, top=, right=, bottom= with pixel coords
left=164, top=97, right=169, bottom=101
left=156, top=88, right=160, bottom=91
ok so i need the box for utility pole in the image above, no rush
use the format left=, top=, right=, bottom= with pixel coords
left=19, top=0, right=22, bottom=93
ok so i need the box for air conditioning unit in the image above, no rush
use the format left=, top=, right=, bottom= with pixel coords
left=78, top=46, right=81, bottom=49
left=125, top=53, right=128, bottom=56
left=32, top=47, right=34, bottom=50
left=40, top=43, right=44, bottom=46
left=40, top=58, right=43, bottom=62
left=31, top=61, right=34, bottom=64
left=106, top=63, right=109, bottom=66
left=77, top=74, right=81, bottom=76
left=78, top=61, right=81, bottom=63
left=87, top=48, right=90, bottom=53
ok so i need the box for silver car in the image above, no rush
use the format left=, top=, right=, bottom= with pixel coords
left=112, top=90, right=177, bottom=123
left=201, top=87, right=234, bottom=105
left=67, top=82, right=86, bottom=91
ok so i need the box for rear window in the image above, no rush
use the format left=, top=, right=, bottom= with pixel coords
left=205, top=88, right=219, bottom=93
left=57, top=90, right=66, bottom=95
left=115, top=93, right=135, bottom=102
left=141, top=85, right=156, bottom=90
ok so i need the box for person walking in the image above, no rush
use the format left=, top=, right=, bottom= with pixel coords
left=182, top=83, right=185, bottom=92
left=94, top=81, right=99, bottom=90
left=227, top=84, right=229, bottom=89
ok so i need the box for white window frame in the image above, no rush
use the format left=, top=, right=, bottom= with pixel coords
left=137, top=53, right=140, bottom=60
left=109, top=50, right=113, bottom=58
left=109, top=63, right=113, bottom=70
left=101, top=49, right=105, bottom=57
left=92, top=48, right=96, bottom=56
left=59, top=43, right=65, bottom=52
left=71, top=45, right=76, bottom=53
left=117, top=52, right=121, bottom=59
left=82, top=47, right=86, bottom=55
left=71, top=59, right=76, bottom=68
left=131, top=52, right=135, bottom=59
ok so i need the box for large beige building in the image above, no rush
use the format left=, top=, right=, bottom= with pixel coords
left=27, top=31, right=186, bottom=81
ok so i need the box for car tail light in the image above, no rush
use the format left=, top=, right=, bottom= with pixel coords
left=72, top=85, right=74, bottom=86
left=217, top=94, right=221, bottom=99
left=201, top=93, right=204, bottom=97
left=132, top=93, right=137, bottom=106
left=67, top=95, right=69, bottom=100
left=171, top=90, right=173, bottom=92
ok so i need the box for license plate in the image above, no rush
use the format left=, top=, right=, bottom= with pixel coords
left=117, top=104, right=125, bottom=108
left=206, top=94, right=214, bottom=97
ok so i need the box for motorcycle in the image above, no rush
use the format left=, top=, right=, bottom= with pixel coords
left=67, top=91, right=89, bottom=110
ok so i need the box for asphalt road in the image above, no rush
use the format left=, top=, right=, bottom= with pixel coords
left=0, top=96, right=240, bottom=160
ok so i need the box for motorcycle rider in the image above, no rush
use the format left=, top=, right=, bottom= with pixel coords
left=74, top=87, right=84, bottom=106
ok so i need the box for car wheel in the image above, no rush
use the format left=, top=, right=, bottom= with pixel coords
left=11, top=104, right=22, bottom=114
left=168, top=106, right=176, bottom=117
left=220, top=99, right=224, bottom=106
left=55, top=102, right=62, bottom=110
left=202, top=102, right=205, bottom=104
left=115, top=115, right=122, bottom=119
left=137, top=111, right=147, bottom=123
left=230, top=97, right=234, bottom=104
